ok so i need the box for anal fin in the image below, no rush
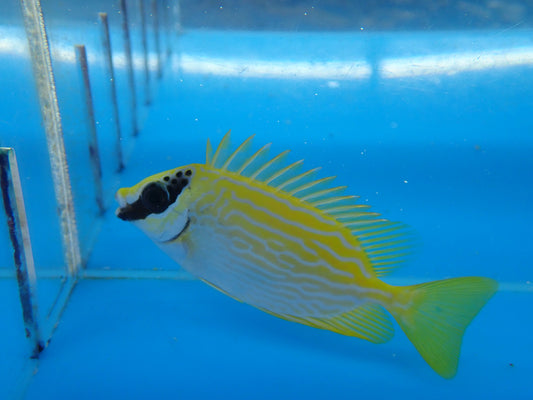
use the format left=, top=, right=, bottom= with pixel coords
left=259, top=303, right=395, bottom=344
left=201, top=278, right=244, bottom=303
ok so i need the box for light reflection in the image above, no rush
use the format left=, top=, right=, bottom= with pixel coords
left=380, top=47, right=533, bottom=78
left=1, top=28, right=533, bottom=80
left=178, top=54, right=371, bottom=80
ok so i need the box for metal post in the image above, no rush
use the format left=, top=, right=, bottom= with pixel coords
left=99, top=12, right=125, bottom=172
left=152, top=0, right=162, bottom=79
left=75, top=45, right=105, bottom=215
left=140, top=0, right=151, bottom=105
left=174, top=0, right=182, bottom=34
left=119, top=0, right=139, bottom=136
left=163, top=0, right=172, bottom=60
left=0, top=148, right=44, bottom=358
left=171, top=0, right=182, bottom=67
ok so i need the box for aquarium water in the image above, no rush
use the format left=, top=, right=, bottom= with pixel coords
left=0, top=1, right=532, bottom=399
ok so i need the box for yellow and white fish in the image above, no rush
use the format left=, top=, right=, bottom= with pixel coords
left=116, top=131, right=497, bottom=378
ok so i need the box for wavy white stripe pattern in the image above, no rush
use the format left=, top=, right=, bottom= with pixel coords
left=173, top=167, right=389, bottom=317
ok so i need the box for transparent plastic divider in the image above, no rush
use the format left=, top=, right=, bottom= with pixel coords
left=21, top=0, right=82, bottom=277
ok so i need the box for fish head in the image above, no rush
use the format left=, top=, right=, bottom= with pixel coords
left=115, top=164, right=201, bottom=243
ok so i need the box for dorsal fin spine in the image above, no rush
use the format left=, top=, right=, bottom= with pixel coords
left=362, top=239, right=409, bottom=251
left=353, top=221, right=396, bottom=232
left=206, top=138, right=213, bottom=165
left=276, top=167, right=321, bottom=192
left=289, top=175, right=336, bottom=196
left=300, top=186, right=347, bottom=202
left=221, top=134, right=255, bottom=171
left=359, top=233, right=404, bottom=245
left=210, top=129, right=232, bottom=167
left=356, top=225, right=402, bottom=240
left=324, top=205, right=371, bottom=215
left=336, top=212, right=379, bottom=221
left=263, top=159, right=304, bottom=185
left=249, top=150, right=290, bottom=180
left=313, top=195, right=359, bottom=208
left=344, top=219, right=388, bottom=229
left=236, top=143, right=272, bottom=175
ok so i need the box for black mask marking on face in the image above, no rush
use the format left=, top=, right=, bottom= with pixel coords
left=117, top=174, right=190, bottom=221
left=142, top=182, right=170, bottom=213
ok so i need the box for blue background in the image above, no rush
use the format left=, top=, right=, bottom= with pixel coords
left=0, top=1, right=532, bottom=399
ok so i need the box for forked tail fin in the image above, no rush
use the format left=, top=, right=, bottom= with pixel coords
left=389, top=277, right=498, bottom=378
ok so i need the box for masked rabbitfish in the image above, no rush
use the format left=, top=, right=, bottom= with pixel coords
left=115, top=131, right=497, bottom=378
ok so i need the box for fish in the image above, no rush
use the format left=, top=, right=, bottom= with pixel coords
left=115, top=131, right=497, bottom=378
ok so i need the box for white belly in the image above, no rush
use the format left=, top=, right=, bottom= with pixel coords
left=157, top=214, right=361, bottom=318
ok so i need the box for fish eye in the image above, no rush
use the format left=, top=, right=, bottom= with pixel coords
left=141, top=182, right=170, bottom=214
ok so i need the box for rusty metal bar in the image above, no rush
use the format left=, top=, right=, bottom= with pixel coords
left=75, top=44, right=105, bottom=215
left=0, top=148, right=44, bottom=358
left=152, top=0, right=162, bottom=79
left=119, top=0, right=139, bottom=136
left=99, top=12, right=125, bottom=172
left=140, top=0, right=151, bottom=105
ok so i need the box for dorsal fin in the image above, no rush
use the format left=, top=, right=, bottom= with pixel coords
left=237, top=143, right=272, bottom=176
left=221, top=134, right=255, bottom=171
left=250, top=150, right=290, bottom=181
left=206, top=132, right=412, bottom=276
left=206, top=138, right=213, bottom=165
left=209, top=129, right=232, bottom=168
left=263, top=159, right=304, bottom=186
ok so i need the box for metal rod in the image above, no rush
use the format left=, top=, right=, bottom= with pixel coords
left=20, top=0, right=82, bottom=278
left=119, top=0, right=139, bottom=136
left=99, top=12, right=125, bottom=172
left=170, top=0, right=182, bottom=65
left=152, top=0, right=162, bottom=79
left=163, top=0, right=172, bottom=60
left=140, top=0, right=151, bottom=105
left=174, top=0, right=182, bottom=34
left=74, top=45, right=105, bottom=215
left=0, top=148, right=44, bottom=358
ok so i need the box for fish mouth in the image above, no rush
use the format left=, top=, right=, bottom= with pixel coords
left=115, top=188, right=129, bottom=208
left=115, top=204, right=132, bottom=221
left=115, top=201, right=150, bottom=221
left=115, top=190, right=137, bottom=221
left=115, top=205, right=191, bottom=242
left=162, top=217, right=191, bottom=243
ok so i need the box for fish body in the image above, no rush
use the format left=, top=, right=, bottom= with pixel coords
left=116, top=131, right=497, bottom=378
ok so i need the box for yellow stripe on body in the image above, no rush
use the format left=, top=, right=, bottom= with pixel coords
left=186, top=166, right=394, bottom=317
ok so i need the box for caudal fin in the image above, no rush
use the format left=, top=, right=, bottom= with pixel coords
left=389, top=277, right=498, bottom=378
